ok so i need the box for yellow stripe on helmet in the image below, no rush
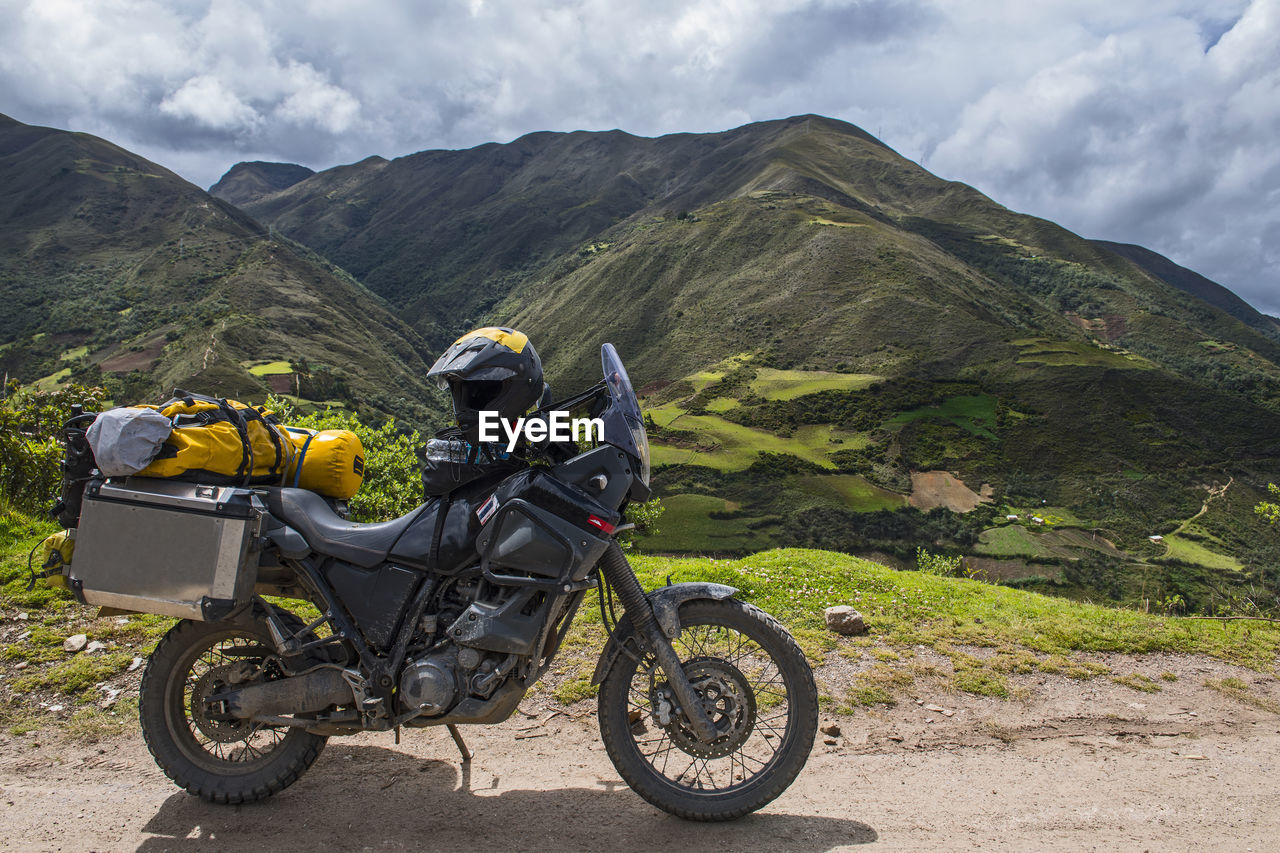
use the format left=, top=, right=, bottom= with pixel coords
left=452, top=326, right=528, bottom=354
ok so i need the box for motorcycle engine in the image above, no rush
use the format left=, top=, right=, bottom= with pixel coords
left=399, top=650, right=458, bottom=716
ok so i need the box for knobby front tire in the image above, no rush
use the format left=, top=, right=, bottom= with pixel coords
left=139, top=617, right=327, bottom=804
left=597, top=598, right=818, bottom=821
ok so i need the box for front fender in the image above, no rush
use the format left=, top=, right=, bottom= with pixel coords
left=590, top=581, right=737, bottom=686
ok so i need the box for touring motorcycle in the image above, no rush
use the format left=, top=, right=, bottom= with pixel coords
left=63, top=344, right=818, bottom=821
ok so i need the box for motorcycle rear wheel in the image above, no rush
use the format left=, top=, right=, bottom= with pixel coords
left=140, top=617, right=327, bottom=804
left=597, top=598, right=818, bottom=821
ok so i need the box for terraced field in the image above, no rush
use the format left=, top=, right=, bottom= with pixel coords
left=1012, top=338, right=1155, bottom=370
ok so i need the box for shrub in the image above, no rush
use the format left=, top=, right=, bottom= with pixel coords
left=276, top=399, right=423, bottom=523
left=0, top=381, right=107, bottom=516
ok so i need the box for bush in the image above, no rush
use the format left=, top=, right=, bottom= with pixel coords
left=274, top=398, right=423, bottom=523
left=0, top=381, right=107, bottom=516
left=915, top=547, right=965, bottom=577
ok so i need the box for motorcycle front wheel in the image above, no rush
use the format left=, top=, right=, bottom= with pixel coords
left=139, top=617, right=327, bottom=804
left=597, top=598, right=818, bottom=821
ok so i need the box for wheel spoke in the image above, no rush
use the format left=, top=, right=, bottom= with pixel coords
left=615, top=618, right=802, bottom=797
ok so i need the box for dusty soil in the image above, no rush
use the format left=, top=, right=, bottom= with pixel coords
left=908, top=471, right=992, bottom=513
left=2, top=651, right=1278, bottom=852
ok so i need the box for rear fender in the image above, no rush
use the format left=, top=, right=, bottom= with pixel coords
left=590, top=581, right=737, bottom=686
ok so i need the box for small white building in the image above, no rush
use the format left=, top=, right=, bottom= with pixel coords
left=1148, top=535, right=1164, bottom=543
left=1031, top=516, right=1044, bottom=524
left=1006, top=514, right=1020, bottom=521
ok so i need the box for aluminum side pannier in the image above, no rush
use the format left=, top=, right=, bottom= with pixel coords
left=67, top=478, right=265, bottom=620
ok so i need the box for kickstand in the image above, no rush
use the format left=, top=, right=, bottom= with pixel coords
left=447, top=724, right=472, bottom=762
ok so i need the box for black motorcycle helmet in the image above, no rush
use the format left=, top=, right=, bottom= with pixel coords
left=427, top=327, right=544, bottom=431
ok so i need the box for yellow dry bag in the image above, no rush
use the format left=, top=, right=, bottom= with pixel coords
left=137, top=392, right=296, bottom=485
left=285, top=427, right=365, bottom=500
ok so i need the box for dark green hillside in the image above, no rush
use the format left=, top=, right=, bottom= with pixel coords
left=0, top=115, right=439, bottom=424
left=207, top=161, right=315, bottom=208
left=1093, top=239, right=1280, bottom=337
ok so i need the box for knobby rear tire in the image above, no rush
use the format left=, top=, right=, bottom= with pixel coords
left=597, top=598, right=818, bottom=821
left=139, top=617, right=327, bottom=804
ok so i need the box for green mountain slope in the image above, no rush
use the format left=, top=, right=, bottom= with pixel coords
left=214, top=115, right=1280, bottom=609
left=207, top=161, right=315, bottom=208
left=0, top=114, right=439, bottom=423
left=1092, top=239, right=1280, bottom=337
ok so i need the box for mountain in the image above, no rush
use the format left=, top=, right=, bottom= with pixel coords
left=0, top=114, right=439, bottom=424
left=1092, top=240, right=1280, bottom=337
left=208, top=161, right=315, bottom=208
left=213, top=116, right=1280, bottom=608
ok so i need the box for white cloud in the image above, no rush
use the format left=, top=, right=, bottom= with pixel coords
left=0, top=0, right=1275, bottom=313
left=160, top=75, right=260, bottom=131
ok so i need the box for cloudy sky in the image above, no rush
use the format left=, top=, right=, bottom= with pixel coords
left=1, top=0, right=1277, bottom=314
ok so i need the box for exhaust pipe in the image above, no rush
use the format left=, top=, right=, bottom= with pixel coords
left=214, top=668, right=353, bottom=719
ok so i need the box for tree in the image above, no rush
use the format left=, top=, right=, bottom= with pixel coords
left=1257, top=483, right=1280, bottom=525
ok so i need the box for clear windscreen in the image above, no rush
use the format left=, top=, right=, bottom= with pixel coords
left=600, top=343, right=650, bottom=487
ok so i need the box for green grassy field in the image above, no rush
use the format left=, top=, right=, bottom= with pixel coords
left=638, top=493, right=773, bottom=552
left=1161, top=535, right=1244, bottom=571
left=789, top=474, right=907, bottom=512
left=888, top=394, right=998, bottom=439
left=246, top=360, right=294, bottom=376
left=975, top=525, right=1054, bottom=558
left=748, top=368, right=881, bottom=401
left=649, top=410, right=866, bottom=471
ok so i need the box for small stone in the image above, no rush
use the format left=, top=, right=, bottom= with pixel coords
left=85, top=641, right=108, bottom=654
left=820, top=722, right=842, bottom=737
left=823, top=738, right=837, bottom=746
left=48, top=705, right=64, bottom=713
left=16, top=613, right=28, bottom=621
left=824, top=605, right=866, bottom=636
left=14, top=662, right=27, bottom=670
left=63, top=634, right=88, bottom=653
left=924, top=703, right=954, bottom=717
left=100, top=688, right=122, bottom=709
left=127, top=657, right=144, bottom=672
left=16, top=631, right=31, bottom=642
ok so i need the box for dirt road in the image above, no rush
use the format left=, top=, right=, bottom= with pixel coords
left=2, top=651, right=1278, bottom=852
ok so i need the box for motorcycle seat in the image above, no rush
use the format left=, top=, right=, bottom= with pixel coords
left=266, top=488, right=426, bottom=568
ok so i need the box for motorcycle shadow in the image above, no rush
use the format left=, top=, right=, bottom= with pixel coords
left=137, top=741, right=877, bottom=852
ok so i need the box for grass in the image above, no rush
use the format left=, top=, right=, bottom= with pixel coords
left=649, top=411, right=865, bottom=471
left=1204, top=677, right=1280, bottom=713
left=1161, top=535, right=1244, bottom=571
left=1012, top=338, right=1154, bottom=370
left=789, top=474, right=907, bottom=512
left=626, top=548, right=1280, bottom=680
left=888, top=394, right=998, bottom=439
left=32, top=367, right=71, bottom=390
left=638, top=494, right=773, bottom=552
left=974, top=525, right=1053, bottom=558
left=247, top=360, right=294, bottom=376
left=748, top=368, right=880, bottom=401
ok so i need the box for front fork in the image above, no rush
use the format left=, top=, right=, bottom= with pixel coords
left=597, top=541, right=719, bottom=743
